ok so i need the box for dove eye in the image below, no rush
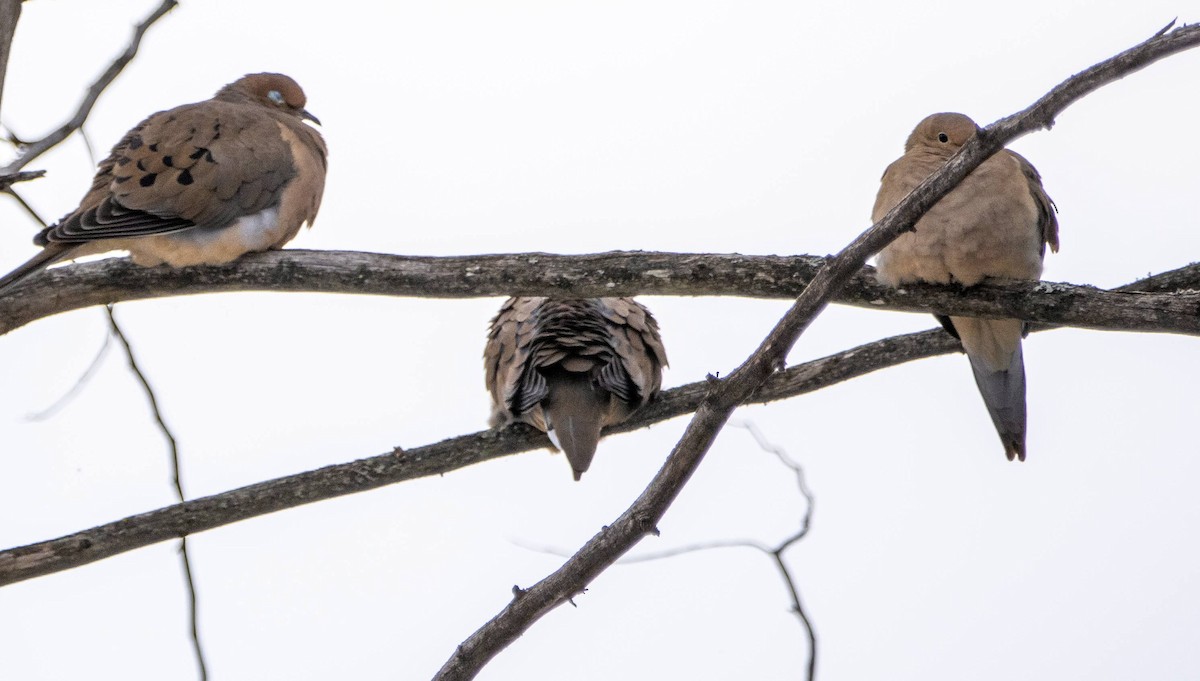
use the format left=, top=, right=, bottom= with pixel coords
left=937, top=132, right=950, bottom=143
left=267, top=90, right=285, bottom=105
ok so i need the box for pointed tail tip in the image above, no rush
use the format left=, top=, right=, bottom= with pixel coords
left=1004, top=440, right=1026, bottom=462
left=572, top=468, right=584, bottom=482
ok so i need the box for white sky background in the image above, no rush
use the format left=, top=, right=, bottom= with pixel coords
left=0, top=1, right=1197, bottom=679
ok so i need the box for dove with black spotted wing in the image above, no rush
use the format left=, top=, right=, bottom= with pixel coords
left=484, top=297, right=668, bottom=480
left=874, top=112, right=1059, bottom=462
left=0, top=72, right=327, bottom=293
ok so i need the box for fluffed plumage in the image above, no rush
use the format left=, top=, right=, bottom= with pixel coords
left=484, top=297, right=668, bottom=480
left=874, top=112, right=1059, bottom=461
left=0, top=72, right=327, bottom=293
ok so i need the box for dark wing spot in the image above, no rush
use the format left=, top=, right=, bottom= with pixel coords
left=177, top=168, right=193, bottom=185
left=139, top=173, right=157, bottom=187
left=136, top=159, right=148, bottom=171
left=162, top=155, right=173, bottom=167
left=126, top=135, right=143, bottom=150
left=188, top=147, right=215, bottom=163
left=148, top=143, right=159, bottom=152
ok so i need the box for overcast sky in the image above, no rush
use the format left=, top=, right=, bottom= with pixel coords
left=1, top=1, right=1198, bottom=679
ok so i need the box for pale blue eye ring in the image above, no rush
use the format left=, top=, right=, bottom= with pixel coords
left=267, top=90, right=285, bottom=105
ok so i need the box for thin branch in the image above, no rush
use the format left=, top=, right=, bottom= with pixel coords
left=0, top=327, right=956, bottom=588
left=0, top=168, right=42, bottom=190
left=0, top=0, right=178, bottom=176
left=732, top=421, right=816, bottom=681
left=733, top=421, right=814, bottom=553
left=25, top=327, right=111, bottom=421
left=621, top=421, right=817, bottom=681
left=432, top=23, right=1200, bottom=680
left=178, top=537, right=206, bottom=681
left=105, top=305, right=208, bottom=681
left=0, top=259, right=1191, bottom=589
left=79, top=126, right=97, bottom=167
left=771, top=551, right=816, bottom=681
left=613, top=538, right=769, bottom=561
left=4, top=184, right=46, bottom=227
left=105, top=306, right=184, bottom=503
left=516, top=536, right=770, bottom=561
left=2, top=251, right=1198, bottom=338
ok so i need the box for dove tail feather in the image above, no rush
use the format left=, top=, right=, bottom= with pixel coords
left=0, top=245, right=73, bottom=295
left=967, top=344, right=1028, bottom=462
left=541, top=370, right=606, bottom=481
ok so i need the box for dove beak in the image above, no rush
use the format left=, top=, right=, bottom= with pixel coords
left=300, top=109, right=322, bottom=126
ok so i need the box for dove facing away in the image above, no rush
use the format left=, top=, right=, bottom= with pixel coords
left=0, top=72, right=327, bottom=293
left=484, top=297, right=668, bottom=480
left=873, top=112, right=1059, bottom=461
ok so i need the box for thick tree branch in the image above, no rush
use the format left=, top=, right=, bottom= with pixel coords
left=0, top=0, right=177, bottom=176
left=1, top=251, right=1198, bottom=337
left=0, top=249, right=1184, bottom=587
left=432, top=22, right=1200, bottom=679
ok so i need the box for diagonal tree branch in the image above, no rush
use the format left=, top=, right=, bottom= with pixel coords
left=0, top=254, right=1191, bottom=588
left=0, top=0, right=177, bottom=177
left=1, top=251, right=1198, bottom=337
left=431, top=21, right=1200, bottom=680
left=0, top=327, right=955, bottom=587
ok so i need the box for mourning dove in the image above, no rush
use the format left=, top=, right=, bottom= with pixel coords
left=873, top=112, right=1059, bottom=461
left=0, top=72, right=327, bottom=292
left=484, top=297, right=669, bottom=480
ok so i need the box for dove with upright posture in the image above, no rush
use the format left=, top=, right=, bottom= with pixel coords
left=873, top=112, right=1059, bottom=461
left=484, top=297, right=668, bottom=480
left=0, top=72, right=327, bottom=292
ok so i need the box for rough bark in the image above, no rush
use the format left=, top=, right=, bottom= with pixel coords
left=2, top=251, right=1197, bottom=337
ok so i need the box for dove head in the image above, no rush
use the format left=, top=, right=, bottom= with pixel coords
left=218, top=73, right=321, bottom=125
left=904, top=112, right=978, bottom=154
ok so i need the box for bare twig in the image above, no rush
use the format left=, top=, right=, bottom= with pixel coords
left=0, top=0, right=178, bottom=176
left=432, top=23, right=1200, bottom=680
left=105, top=306, right=184, bottom=499
left=2, top=251, right=1199, bottom=338
left=25, top=327, right=111, bottom=421
left=0, top=168, right=43, bottom=190
left=732, top=421, right=814, bottom=551
left=621, top=421, right=817, bottom=681
left=729, top=421, right=816, bottom=681
left=105, top=305, right=209, bottom=681
left=79, top=126, right=97, bottom=167
left=0, top=251, right=1192, bottom=589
